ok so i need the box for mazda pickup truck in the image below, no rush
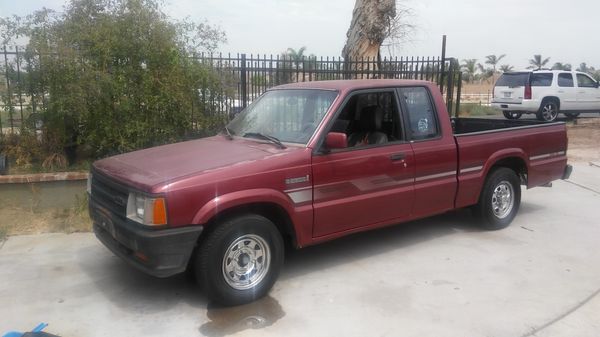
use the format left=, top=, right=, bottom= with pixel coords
left=89, top=80, right=572, bottom=305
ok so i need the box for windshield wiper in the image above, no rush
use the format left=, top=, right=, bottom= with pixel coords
left=221, top=126, right=234, bottom=140
left=243, top=132, right=286, bottom=149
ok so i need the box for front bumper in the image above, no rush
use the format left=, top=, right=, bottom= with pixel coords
left=90, top=197, right=203, bottom=278
left=491, top=99, right=540, bottom=112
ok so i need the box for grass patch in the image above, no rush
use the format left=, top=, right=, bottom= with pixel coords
left=460, top=103, right=502, bottom=117
left=0, top=193, right=92, bottom=238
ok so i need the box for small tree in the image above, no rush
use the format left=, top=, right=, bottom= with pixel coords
left=551, top=62, right=572, bottom=71
left=2, top=0, right=229, bottom=162
left=528, top=55, right=550, bottom=70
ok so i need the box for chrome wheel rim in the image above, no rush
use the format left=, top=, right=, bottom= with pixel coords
left=541, top=103, right=558, bottom=121
left=222, top=234, right=271, bottom=290
left=492, top=181, right=514, bottom=219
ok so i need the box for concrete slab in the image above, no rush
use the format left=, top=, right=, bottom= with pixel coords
left=1, top=163, right=599, bottom=337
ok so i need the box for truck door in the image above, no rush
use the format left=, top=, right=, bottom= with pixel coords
left=576, top=73, right=600, bottom=111
left=311, top=89, right=415, bottom=237
left=397, top=86, right=458, bottom=219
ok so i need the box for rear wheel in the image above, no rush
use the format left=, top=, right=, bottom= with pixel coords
left=195, top=214, right=284, bottom=306
left=475, top=168, right=521, bottom=230
left=503, top=111, right=522, bottom=120
left=537, top=100, right=559, bottom=122
left=564, top=112, right=580, bottom=119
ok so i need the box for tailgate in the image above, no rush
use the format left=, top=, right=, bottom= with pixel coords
left=493, top=72, right=529, bottom=104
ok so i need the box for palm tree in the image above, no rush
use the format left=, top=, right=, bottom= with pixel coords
left=477, top=63, right=494, bottom=82
left=286, top=47, right=307, bottom=68
left=499, top=64, right=514, bottom=73
left=528, top=55, right=550, bottom=70
left=485, top=54, right=506, bottom=73
left=461, top=59, right=477, bottom=83
left=484, top=54, right=506, bottom=83
left=551, top=62, right=572, bottom=71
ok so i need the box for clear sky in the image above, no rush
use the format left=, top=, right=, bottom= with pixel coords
left=1, top=0, right=599, bottom=70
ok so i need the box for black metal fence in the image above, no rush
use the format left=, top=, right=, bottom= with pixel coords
left=1, top=46, right=462, bottom=136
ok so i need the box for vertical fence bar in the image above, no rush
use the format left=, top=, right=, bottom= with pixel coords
left=455, top=72, right=462, bottom=118
left=240, top=53, right=247, bottom=109
left=439, top=35, right=447, bottom=93
left=3, top=45, right=14, bottom=133
left=15, top=46, right=24, bottom=126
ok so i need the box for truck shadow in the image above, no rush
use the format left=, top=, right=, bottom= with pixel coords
left=281, top=209, right=483, bottom=280
left=75, top=208, right=520, bottom=336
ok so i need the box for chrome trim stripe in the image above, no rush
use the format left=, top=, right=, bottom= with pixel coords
left=286, top=189, right=312, bottom=204
left=415, top=171, right=456, bottom=182
left=460, top=165, right=484, bottom=174
left=284, top=186, right=312, bottom=193
left=530, top=151, right=565, bottom=161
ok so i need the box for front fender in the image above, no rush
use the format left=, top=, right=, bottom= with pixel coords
left=191, top=188, right=296, bottom=225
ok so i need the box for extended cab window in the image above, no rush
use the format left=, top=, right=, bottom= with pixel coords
left=577, top=74, right=597, bottom=88
left=531, top=73, right=553, bottom=87
left=328, top=91, right=402, bottom=148
left=558, top=73, right=574, bottom=87
left=399, top=87, right=439, bottom=140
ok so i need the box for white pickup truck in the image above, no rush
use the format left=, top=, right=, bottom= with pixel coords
left=491, top=70, right=600, bottom=122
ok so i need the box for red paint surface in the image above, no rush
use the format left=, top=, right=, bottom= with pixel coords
left=93, top=80, right=569, bottom=248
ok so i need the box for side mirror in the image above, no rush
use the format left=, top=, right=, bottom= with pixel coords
left=325, top=132, right=347, bottom=150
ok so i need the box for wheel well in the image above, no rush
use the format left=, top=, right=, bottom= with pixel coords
left=491, top=157, right=528, bottom=185
left=201, top=202, right=298, bottom=249
left=541, top=96, right=560, bottom=108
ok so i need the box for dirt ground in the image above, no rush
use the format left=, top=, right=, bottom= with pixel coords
left=0, top=205, right=90, bottom=240
left=566, top=117, right=600, bottom=163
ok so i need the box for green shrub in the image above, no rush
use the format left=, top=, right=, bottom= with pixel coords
left=460, top=103, right=501, bottom=117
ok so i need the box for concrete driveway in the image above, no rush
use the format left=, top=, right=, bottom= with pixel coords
left=1, top=163, right=599, bottom=337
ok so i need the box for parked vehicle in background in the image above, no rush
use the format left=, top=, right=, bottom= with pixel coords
left=89, top=80, right=571, bottom=306
left=492, top=70, right=600, bottom=122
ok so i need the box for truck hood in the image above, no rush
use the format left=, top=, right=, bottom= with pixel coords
left=93, top=136, right=301, bottom=191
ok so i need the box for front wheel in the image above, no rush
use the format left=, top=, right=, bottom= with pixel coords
left=474, top=168, right=521, bottom=230
left=537, top=100, right=559, bottom=122
left=195, top=214, right=284, bottom=306
left=503, top=111, right=522, bottom=120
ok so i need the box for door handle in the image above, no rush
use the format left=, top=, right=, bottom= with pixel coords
left=390, top=153, right=406, bottom=161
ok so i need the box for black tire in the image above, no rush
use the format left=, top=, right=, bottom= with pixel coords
left=195, top=214, right=284, bottom=306
left=564, top=112, right=580, bottom=119
left=536, top=99, right=559, bottom=122
left=503, top=111, right=522, bottom=120
left=474, top=168, right=521, bottom=230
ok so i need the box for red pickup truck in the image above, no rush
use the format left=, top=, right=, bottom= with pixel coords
left=89, top=80, right=571, bottom=305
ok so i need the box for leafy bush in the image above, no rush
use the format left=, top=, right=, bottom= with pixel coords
left=1, top=0, right=230, bottom=161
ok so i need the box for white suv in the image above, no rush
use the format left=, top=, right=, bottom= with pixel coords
left=491, top=70, right=600, bottom=122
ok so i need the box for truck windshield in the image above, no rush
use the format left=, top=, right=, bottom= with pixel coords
left=227, top=89, right=338, bottom=145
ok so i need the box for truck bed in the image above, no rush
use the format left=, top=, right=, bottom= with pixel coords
left=451, top=117, right=553, bottom=135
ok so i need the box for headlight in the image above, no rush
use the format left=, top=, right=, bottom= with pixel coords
left=126, top=193, right=167, bottom=226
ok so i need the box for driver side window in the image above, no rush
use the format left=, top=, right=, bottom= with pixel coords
left=329, top=91, right=403, bottom=149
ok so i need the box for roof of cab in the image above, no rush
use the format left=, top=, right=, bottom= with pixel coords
left=271, top=79, right=435, bottom=92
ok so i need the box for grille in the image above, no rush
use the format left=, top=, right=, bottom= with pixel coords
left=91, top=171, right=129, bottom=217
